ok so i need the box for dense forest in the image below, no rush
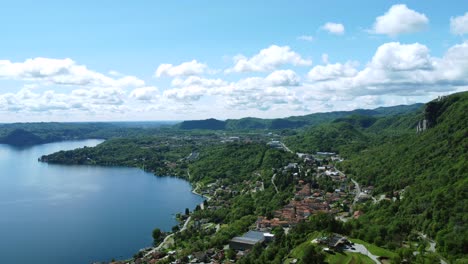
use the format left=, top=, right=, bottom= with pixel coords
left=339, top=93, right=468, bottom=260
left=176, top=103, right=423, bottom=131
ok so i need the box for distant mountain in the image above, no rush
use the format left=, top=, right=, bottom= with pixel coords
left=0, top=129, right=44, bottom=146
left=176, top=103, right=424, bottom=130
left=176, top=118, right=226, bottom=130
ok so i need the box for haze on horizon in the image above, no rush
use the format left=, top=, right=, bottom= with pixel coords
left=1, top=1, right=467, bottom=123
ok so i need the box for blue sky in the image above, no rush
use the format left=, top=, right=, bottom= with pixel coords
left=0, top=1, right=467, bottom=122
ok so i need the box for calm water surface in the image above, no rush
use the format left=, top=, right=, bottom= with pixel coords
left=0, top=140, right=204, bottom=264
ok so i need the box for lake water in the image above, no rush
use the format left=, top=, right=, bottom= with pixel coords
left=0, top=139, right=204, bottom=264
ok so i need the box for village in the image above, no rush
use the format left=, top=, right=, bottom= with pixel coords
left=121, top=139, right=385, bottom=264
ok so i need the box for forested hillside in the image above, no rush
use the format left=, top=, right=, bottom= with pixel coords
left=176, top=104, right=423, bottom=131
left=283, top=92, right=467, bottom=261
left=0, top=122, right=175, bottom=146
left=340, top=92, right=467, bottom=261
left=284, top=122, right=370, bottom=155
left=188, top=143, right=297, bottom=184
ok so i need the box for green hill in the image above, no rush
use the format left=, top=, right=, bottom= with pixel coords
left=0, top=129, right=44, bottom=146
left=340, top=92, right=467, bottom=261
left=177, top=118, right=226, bottom=130
left=285, top=122, right=370, bottom=155
left=175, top=104, right=423, bottom=131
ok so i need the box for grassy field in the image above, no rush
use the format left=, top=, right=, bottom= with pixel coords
left=285, top=232, right=378, bottom=264
left=325, top=251, right=375, bottom=264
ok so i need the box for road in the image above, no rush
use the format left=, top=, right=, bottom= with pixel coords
left=145, top=233, right=174, bottom=257
left=280, top=142, right=293, bottom=153
left=351, top=178, right=361, bottom=205
left=418, top=233, right=447, bottom=264
left=180, top=216, right=191, bottom=232
left=145, top=215, right=192, bottom=257
left=271, top=173, right=279, bottom=193
left=345, top=243, right=379, bottom=264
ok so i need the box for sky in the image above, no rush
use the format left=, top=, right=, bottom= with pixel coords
left=0, top=0, right=467, bottom=122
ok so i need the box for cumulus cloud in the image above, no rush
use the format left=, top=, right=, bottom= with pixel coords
left=162, top=69, right=303, bottom=111
left=171, top=76, right=227, bottom=88
left=372, top=4, right=428, bottom=37
left=321, top=22, right=345, bottom=35
left=307, top=62, right=358, bottom=81
left=226, top=45, right=312, bottom=73
left=0, top=58, right=145, bottom=88
left=370, top=42, right=433, bottom=71
left=450, top=12, right=468, bottom=35
left=163, top=86, right=207, bottom=102
left=129, top=86, right=160, bottom=101
left=155, top=60, right=207, bottom=77
left=71, top=87, right=126, bottom=106
left=0, top=88, right=89, bottom=113
left=3, top=40, right=468, bottom=120
left=265, top=70, right=301, bottom=86
left=304, top=41, right=468, bottom=98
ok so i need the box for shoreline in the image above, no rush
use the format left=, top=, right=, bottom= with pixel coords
left=191, top=182, right=212, bottom=201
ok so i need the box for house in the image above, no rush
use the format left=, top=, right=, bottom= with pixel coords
left=229, top=231, right=266, bottom=250
left=284, top=163, right=298, bottom=171
left=316, top=152, right=336, bottom=156
left=191, top=251, right=208, bottom=263
left=353, top=210, right=363, bottom=219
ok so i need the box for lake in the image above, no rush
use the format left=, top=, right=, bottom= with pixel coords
left=0, top=139, right=204, bottom=264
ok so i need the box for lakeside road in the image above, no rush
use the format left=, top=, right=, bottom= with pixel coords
left=145, top=179, right=210, bottom=258
left=144, top=215, right=192, bottom=257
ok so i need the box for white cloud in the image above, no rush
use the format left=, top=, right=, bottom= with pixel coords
left=162, top=69, right=303, bottom=111
left=163, top=86, right=207, bottom=102
left=450, top=12, right=468, bottom=35
left=304, top=41, right=468, bottom=98
left=155, top=60, right=207, bottom=77
left=370, top=42, right=433, bottom=71
left=0, top=58, right=145, bottom=88
left=226, top=45, right=312, bottom=73
left=265, top=70, right=301, bottom=86
left=307, top=62, right=358, bottom=81
left=3, top=40, right=468, bottom=120
left=297, top=35, right=314, bottom=42
left=130, top=86, right=160, bottom=101
left=72, top=87, right=126, bottom=106
left=171, top=76, right=227, bottom=88
left=372, top=4, right=428, bottom=37
left=321, top=22, right=345, bottom=35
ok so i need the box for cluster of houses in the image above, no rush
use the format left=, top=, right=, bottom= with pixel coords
left=256, top=180, right=350, bottom=229
left=121, top=148, right=382, bottom=264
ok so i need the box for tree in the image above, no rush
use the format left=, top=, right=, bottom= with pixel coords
left=152, top=228, right=162, bottom=241
left=225, top=248, right=236, bottom=260
left=185, top=208, right=190, bottom=215
left=300, top=244, right=325, bottom=264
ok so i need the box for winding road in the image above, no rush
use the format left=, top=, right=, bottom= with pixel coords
left=345, top=243, right=379, bottom=264
left=271, top=173, right=279, bottom=193
left=351, top=178, right=361, bottom=205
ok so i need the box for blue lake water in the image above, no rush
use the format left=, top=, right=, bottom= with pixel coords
left=0, top=139, right=204, bottom=264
